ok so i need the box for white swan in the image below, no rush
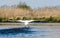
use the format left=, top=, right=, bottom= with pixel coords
left=17, top=20, right=34, bottom=25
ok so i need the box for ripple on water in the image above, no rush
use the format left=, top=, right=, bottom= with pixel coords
left=0, top=25, right=60, bottom=38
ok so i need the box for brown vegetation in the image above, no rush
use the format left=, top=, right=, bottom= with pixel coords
left=0, top=7, right=60, bottom=19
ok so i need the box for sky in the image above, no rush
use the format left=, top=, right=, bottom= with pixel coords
left=0, top=0, right=60, bottom=9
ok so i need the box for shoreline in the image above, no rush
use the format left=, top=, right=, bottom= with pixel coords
left=0, top=22, right=60, bottom=26
left=0, top=22, right=60, bottom=23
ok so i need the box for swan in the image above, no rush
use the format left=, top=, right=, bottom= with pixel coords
left=17, top=20, right=34, bottom=25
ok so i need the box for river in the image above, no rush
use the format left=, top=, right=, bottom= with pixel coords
left=0, top=23, right=60, bottom=38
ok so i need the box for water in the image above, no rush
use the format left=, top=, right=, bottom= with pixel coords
left=0, top=23, right=60, bottom=38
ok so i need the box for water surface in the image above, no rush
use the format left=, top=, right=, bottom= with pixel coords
left=0, top=23, right=60, bottom=38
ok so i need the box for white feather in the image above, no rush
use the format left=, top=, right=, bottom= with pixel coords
left=17, top=20, right=34, bottom=25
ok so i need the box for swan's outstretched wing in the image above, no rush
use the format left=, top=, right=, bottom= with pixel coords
left=17, top=20, right=34, bottom=23
left=27, top=20, right=34, bottom=22
left=17, top=20, right=25, bottom=22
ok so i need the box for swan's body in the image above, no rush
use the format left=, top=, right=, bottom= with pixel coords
left=17, top=20, right=34, bottom=25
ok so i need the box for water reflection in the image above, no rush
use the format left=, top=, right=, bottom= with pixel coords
left=0, top=23, right=60, bottom=38
left=0, top=27, right=36, bottom=35
left=0, top=26, right=37, bottom=38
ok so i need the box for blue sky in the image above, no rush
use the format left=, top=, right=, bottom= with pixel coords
left=0, top=0, right=60, bottom=9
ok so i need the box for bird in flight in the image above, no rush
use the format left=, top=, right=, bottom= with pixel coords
left=17, top=20, right=34, bottom=25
